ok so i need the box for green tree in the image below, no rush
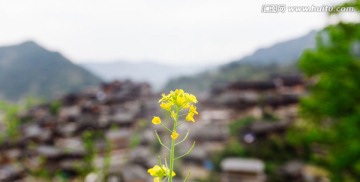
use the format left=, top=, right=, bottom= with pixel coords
left=297, top=1, right=360, bottom=181
left=0, top=101, right=20, bottom=141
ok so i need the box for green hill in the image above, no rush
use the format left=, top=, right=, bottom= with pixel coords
left=164, top=31, right=317, bottom=93
left=0, top=41, right=102, bottom=100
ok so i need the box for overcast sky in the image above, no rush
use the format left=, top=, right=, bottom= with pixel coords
left=0, top=0, right=349, bottom=65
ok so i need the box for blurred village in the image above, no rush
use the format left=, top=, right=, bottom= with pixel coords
left=0, top=75, right=328, bottom=182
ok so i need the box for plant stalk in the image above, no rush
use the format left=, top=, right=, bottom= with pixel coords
left=168, top=107, right=179, bottom=182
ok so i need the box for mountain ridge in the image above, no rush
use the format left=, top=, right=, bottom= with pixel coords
left=227, top=30, right=317, bottom=66
left=0, top=41, right=102, bottom=100
left=164, top=30, right=317, bottom=93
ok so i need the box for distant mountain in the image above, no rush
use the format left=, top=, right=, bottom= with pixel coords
left=233, top=30, right=317, bottom=66
left=0, top=41, right=102, bottom=100
left=81, top=61, right=216, bottom=90
left=164, top=30, right=317, bottom=93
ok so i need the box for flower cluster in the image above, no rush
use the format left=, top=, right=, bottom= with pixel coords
left=148, top=165, right=176, bottom=182
left=186, top=105, right=198, bottom=122
left=159, top=89, right=197, bottom=108
left=158, top=89, right=198, bottom=122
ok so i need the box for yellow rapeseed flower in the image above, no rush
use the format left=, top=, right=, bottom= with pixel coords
left=171, top=111, right=177, bottom=120
left=159, top=93, right=172, bottom=103
left=186, top=113, right=195, bottom=122
left=185, top=93, right=198, bottom=103
left=174, top=89, right=184, bottom=96
left=148, top=165, right=164, bottom=177
left=159, top=89, right=197, bottom=113
left=171, top=131, right=179, bottom=140
left=158, top=89, right=198, bottom=123
left=152, top=116, right=161, bottom=125
left=148, top=165, right=175, bottom=178
left=154, top=177, right=160, bottom=182
left=166, top=169, right=176, bottom=177
left=182, top=103, right=190, bottom=109
left=189, top=105, right=198, bottom=115
left=160, top=102, right=172, bottom=111
left=176, top=96, right=186, bottom=106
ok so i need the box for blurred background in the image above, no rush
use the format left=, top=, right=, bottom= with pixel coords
left=0, top=0, right=359, bottom=181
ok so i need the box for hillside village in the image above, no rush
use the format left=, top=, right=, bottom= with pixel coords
left=0, top=75, right=328, bottom=182
left=0, top=29, right=328, bottom=182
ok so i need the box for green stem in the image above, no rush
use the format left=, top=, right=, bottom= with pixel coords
left=175, top=130, right=190, bottom=146
left=174, top=142, right=195, bottom=160
left=161, top=123, right=172, bottom=132
left=169, top=137, right=175, bottom=182
left=168, top=106, right=179, bottom=182
left=184, top=172, right=191, bottom=182
left=155, top=131, right=170, bottom=151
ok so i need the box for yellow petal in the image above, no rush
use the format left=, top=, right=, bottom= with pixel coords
left=176, top=96, right=186, bottom=106
left=189, top=105, right=198, bottom=115
left=185, top=93, right=198, bottom=103
left=152, top=116, right=161, bottom=125
left=171, top=131, right=179, bottom=140
left=148, top=165, right=161, bottom=176
left=186, top=113, right=195, bottom=122
left=160, top=102, right=172, bottom=111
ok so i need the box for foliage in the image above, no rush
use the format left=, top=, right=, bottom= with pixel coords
left=92, top=139, right=112, bottom=182
left=50, top=100, right=62, bottom=115
left=229, top=117, right=254, bottom=137
left=0, top=101, right=20, bottom=142
left=211, top=139, right=246, bottom=171
left=214, top=116, right=303, bottom=181
left=0, top=98, right=40, bottom=142
left=295, top=2, right=360, bottom=180
left=129, top=133, right=141, bottom=148
left=82, top=131, right=97, bottom=175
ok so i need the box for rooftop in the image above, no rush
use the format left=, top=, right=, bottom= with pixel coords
left=221, top=158, right=264, bottom=173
